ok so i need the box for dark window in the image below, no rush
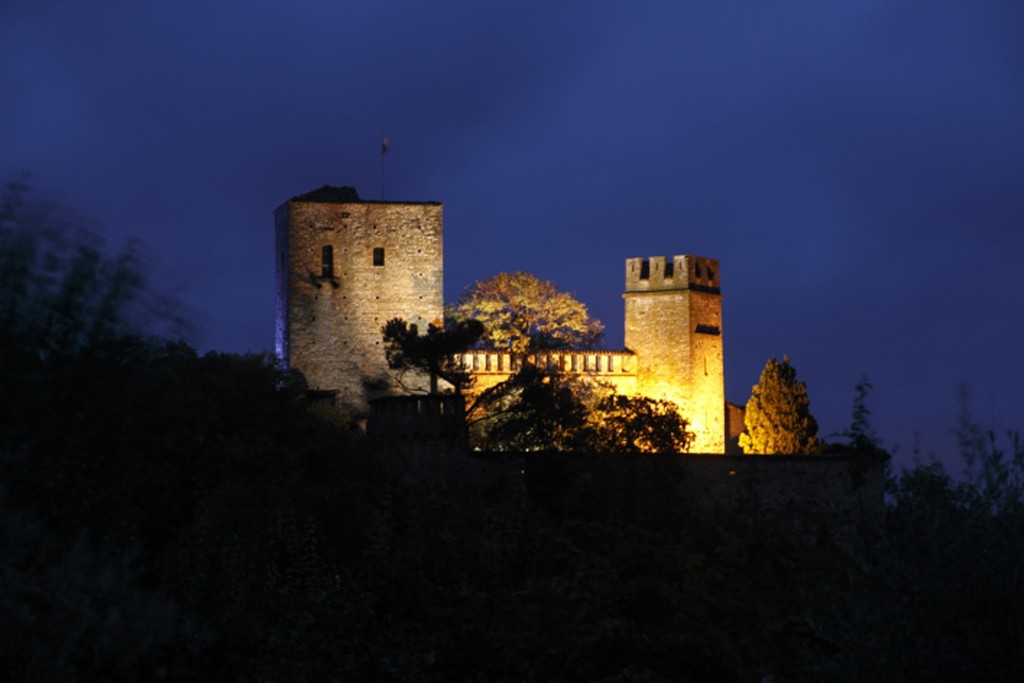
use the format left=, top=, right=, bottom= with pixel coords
left=373, top=247, right=385, bottom=266
left=695, top=262, right=703, bottom=279
left=695, top=324, right=721, bottom=336
left=639, top=259, right=650, bottom=280
left=321, top=245, right=334, bottom=277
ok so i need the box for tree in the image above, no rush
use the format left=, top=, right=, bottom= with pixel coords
left=739, top=355, right=819, bottom=454
left=0, top=174, right=188, bottom=359
left=469, top=364, right=589, bottom=451
left=469, top=366, right=692, bottom=453
left=451, top=271, right=603, bottom=355
left=588, top=393, right=694, bottom=453
left=382, top=317, right=484, bottom=394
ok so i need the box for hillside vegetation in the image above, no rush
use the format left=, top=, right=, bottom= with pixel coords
left=3, top=181, right=1022, bottom=681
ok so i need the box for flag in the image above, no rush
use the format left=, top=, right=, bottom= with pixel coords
left=381, top=134, right=389, bottom=155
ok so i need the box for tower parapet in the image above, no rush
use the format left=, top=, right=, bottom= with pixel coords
left=625, top=254, right=720, bottom=293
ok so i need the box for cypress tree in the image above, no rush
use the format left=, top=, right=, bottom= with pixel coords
left=739, top=355, right=819, bottom=454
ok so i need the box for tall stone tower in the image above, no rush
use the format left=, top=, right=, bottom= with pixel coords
left=624, top=255, right=725, bottom=453
left=274, top=186, right=443, bottom=415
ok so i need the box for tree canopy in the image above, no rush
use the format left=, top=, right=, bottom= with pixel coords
left=739, top=355, right=819, bottom=454
left=469, top=365, right=692, bottom=453
left=451, top=271, right=603, bottom=355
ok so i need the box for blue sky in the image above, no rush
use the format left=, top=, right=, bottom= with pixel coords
left=4, top=0, right=1022, bottom=468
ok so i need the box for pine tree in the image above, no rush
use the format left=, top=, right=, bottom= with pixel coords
left=739, top=355, right=819, bottom=454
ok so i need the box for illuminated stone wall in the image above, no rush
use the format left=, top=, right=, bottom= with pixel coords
left=458, top=350, right=638, bottom=398
left=624, top=255, right=726, bottom=453
left=275, top=196, right=443, bottom=415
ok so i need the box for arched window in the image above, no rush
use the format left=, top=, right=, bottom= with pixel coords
left=321, top=245, right=334, bottom=277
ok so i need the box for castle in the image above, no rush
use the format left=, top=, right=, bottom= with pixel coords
left=275, top=186, right=727, bottom=453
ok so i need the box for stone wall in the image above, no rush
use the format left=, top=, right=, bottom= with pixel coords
left=672, top=452, right=886, bottom=529
left=487, top=450, right=887, bottom=541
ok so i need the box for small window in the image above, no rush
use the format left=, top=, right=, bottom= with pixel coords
left=321, top=245, right=334, bottom=278
left=373, top=247, right=385, bottom=267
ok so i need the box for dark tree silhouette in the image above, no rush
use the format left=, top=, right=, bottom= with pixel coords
left=382, top=317, right=484, bottom=394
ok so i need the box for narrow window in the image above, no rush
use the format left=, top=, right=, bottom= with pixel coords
left=321, top=245, right=334, bottom=277
left=373, top=247, right=385, bottom=267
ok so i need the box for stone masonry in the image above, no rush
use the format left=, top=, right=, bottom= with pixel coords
left=624, top=255, right=725, bottom=453
left=275, top=188, right=443, bottom=414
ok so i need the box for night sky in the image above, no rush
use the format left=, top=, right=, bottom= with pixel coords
left=4, top=0, right=1022, bottom=468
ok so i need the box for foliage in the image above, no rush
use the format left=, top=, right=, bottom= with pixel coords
left=845, top=375, right=879, bottom=445
left=956, top=384, right=1024, bottom=515
left=0, top=175, right=187, bottom=361
left=469, top=363, right=590, bottom=451
left=469, top=365, right=692, bottom=453
left=739, top=355, right=819, bottom=454
left=9, top=325, right=1024, bottom=681
left=381, top=316, right=483, bottom=394
left=9, top=177, right=1024, bottom=680
left=587, top=393, right=694, bottom=453
left=451, top=271, right=604, bottom=354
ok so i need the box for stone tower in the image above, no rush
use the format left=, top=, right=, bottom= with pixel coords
left=624, top=255, right=725, bottom=453
left=274, top=186, right=443, bottom=414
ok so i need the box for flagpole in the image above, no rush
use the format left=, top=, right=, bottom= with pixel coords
left=380, top=133, right=388, bottom=200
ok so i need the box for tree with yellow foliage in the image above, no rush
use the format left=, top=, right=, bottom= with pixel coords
left=451, top=271, right=603, bottom=355
left=739, top=356, right=819, bottom=454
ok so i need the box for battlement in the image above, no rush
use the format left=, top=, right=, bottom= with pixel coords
left=625, top=254, right=720, bottom=294
left=457, top=349, right=636, bottom=375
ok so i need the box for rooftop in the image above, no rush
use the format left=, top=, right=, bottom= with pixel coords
left=290, top=185, right=440, bottom=205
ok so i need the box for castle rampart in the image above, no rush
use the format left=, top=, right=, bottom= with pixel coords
left=457, top=349, right=639, bottom=397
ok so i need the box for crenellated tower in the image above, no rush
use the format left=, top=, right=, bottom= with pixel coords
left=624, top=255, right=725, bottom=453
left=275, top=187, right=443, bottom=415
